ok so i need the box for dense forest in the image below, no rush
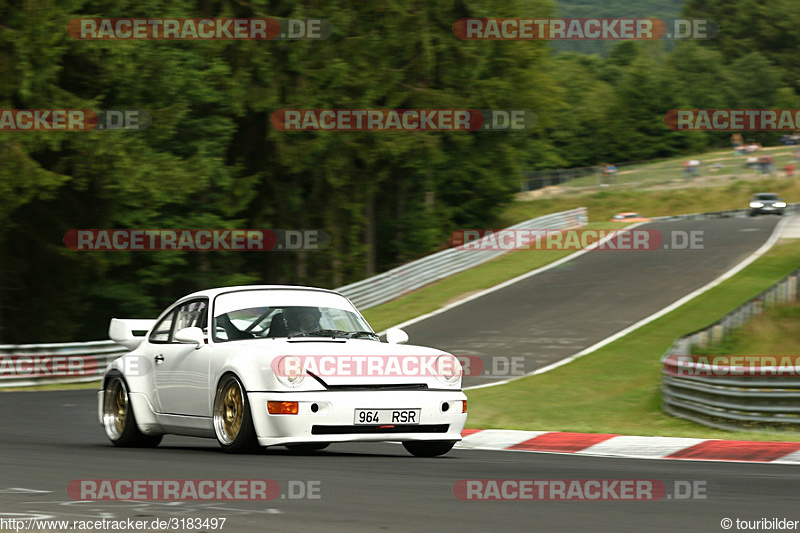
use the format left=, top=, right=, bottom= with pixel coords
left=2, top=0, right=799, bottom=342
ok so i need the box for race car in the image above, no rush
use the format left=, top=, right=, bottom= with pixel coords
left=100, top=285, right=467, bottom=457
left=609, top=212, right=651, bottom=223
left=748, top=192, right=786, bottom=216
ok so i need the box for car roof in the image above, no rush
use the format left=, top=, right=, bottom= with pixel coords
left=179, top=285, right=342, bottom=300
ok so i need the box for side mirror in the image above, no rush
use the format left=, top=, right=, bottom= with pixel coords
left=174, top=327, right=205, bottom=349
left=385, top=328, right=409, bottom=345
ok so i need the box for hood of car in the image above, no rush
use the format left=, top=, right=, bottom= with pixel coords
left=221, top=338, right=459, bottom=388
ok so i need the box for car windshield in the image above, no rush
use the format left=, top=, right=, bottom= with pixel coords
left=755, top=194, right=779, bottom=200
left=212, top=289, right=375, bottom=342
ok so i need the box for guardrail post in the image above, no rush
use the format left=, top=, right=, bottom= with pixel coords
left=710, top=324, right=724, bottom=344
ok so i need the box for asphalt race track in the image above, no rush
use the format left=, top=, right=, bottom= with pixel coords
left=405, top=217, right=783, bottom=387
left=1, top=390, right=799, bottom=532
left=1, top=216, right=796, bottom=533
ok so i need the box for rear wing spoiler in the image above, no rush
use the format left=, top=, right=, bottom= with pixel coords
left=109, top=318, right=156, bottom=350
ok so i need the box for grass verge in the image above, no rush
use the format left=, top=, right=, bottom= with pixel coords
left=502, top=174, right=800, bottom=227
left=701, top=302, right=800, bottom=356
left=464, top=239, right=800, bottom=441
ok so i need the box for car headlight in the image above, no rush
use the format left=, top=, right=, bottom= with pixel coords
left=276, top=356, right=305, bottom=388
left=750, top=202, right=763, bottom=208
left=775, top=202, right=786, bottom=207
left=435, top=354, right=463, bottom=385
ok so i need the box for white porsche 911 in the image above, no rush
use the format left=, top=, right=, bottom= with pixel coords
left=99, top=285, right=467, bottom=457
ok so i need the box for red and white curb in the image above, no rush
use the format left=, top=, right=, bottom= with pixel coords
left=456, top=430, right=800, bottom=464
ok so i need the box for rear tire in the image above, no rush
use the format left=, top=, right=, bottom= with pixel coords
left=402, top=440, right=456, bottom=457
left=102, top=374, right=162, bottom=448
left=213, top=374, right=259, bottom=453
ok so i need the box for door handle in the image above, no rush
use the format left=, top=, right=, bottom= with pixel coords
left=154, top=354, right=165, bottom=364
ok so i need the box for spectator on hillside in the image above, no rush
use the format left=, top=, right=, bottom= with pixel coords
left=732, top=133, right=744, bottom=154
left=688, top=159, right=700, bottom=177
left=785, top=163, right=795, bottom=178
left=682, top=160, right=699, bottom=179
left=762, top=155, right=774, bottom=174
left=601, top=163, right=617, bottom=183
left=745, top=141, right=762, bottom=153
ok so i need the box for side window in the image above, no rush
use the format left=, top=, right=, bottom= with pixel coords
left=149, top=312, right=175, bottom=343
left=173, top=300, right=209, bottom=342
left=148, top=300, right=208, bottom=344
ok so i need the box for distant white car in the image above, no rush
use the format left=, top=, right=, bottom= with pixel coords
left=749, top=192, right=786, bottom=216
left=99, top=285, right=467, bottom=457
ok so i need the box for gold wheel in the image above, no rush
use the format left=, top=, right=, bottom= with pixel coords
left=103, top=377, right=128, bottom=441
left=214, top=376, right=245, bottom=445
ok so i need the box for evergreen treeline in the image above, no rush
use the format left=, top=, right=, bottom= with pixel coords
left=1, top=0, right=798, bottom=342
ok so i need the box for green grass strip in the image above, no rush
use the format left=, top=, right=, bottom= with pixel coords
left=465, top=239, right=800, bottom=441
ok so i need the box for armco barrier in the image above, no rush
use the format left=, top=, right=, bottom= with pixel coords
left=0, top=208, right=588, bottom=388
left=661, top=268, right=800, bottom=431
left=0, top=341, right=127, bottom=388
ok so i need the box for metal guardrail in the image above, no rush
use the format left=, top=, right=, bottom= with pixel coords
left=0, top=341, right=127, bottom=388
left=660, top=268, right=800, bottom=431
left=0, top=208, right=588, bottom=388
left=336, top=207, right=588, bottom=310
left=519, top=157, right=674, bottom=192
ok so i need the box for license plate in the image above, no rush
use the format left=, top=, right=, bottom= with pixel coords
left=354, top=409, right=420, bottom=425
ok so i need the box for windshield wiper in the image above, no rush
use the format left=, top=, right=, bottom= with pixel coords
left=289, top=329, right=378, bottom=339
left=346, top=330, right=379, bottom=339
left=289, top=329, right=348, bottom=339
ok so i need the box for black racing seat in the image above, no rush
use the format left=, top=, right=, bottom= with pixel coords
left=216, top=313, right=254, bottom=340
left=267, top=313, right=288, bottom=337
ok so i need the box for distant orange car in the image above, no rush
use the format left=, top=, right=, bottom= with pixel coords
left=610, top=212, right=651, bottom=223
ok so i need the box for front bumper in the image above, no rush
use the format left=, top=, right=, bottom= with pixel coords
left=248, top=390, right=467, bottom=447
left=751, top=206, right=784, bottom=215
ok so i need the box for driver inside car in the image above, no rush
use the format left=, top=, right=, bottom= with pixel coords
left=284, top=307, right=321, bottom=336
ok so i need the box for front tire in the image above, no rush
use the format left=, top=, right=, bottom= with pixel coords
left=402, top=440, right=456, bottom=457
left=213, top=374, right=259, bottom=453
left=102, top=374, right=162, bottom=448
